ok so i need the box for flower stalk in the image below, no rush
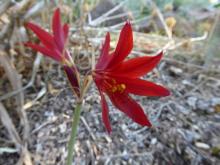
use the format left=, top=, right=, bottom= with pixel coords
left=66, top=101, right=82, bottom=165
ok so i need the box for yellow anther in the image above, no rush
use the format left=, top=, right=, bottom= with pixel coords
left=108, top=81, right=126, bottom=93
left=111, top=79, right=116, bottom=84
left=116, top=83, right=126, bottom=93
left=120, top=84, right=126, bottom=90
left=111, top=86, right=117, bottom=93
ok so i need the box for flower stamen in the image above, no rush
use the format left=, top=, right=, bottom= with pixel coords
left=108, top=82, right=126, bottom=93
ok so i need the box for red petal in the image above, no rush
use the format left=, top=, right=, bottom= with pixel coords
left=24, top=42, right=61, bottom=61
left=63, top=23, right=69, bottom=42
left=107, top=22, right=133, bottom=69
left=114, top=52, right=163, bottom=78
left=96, top=32, right=112, bottom=70
left=108, top=92, right=152, bottom=127
left=52, top=8, right=64, bottom=51
left=25, top=22, right=54, bottom=49
left=99, top=90, right=112, bottom=134
left=112, top=76, right=170, bottom=96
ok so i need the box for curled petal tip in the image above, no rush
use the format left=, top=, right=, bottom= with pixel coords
left=164, top=89, right=171, bottom=96
left=145, top=120, right=152, bottom=127
left=54, top=8, right=60, bottom=14
left=106, top=32, right=110, bottom=38
left=53, top=8, right=61, bottom=21
left=107, top=129, right=112, bottom=135
left=105, top=32, right=110, bottom=44
left=157, top=51, right=164, bottom=57
left=158, top=86, right=170, bottom=97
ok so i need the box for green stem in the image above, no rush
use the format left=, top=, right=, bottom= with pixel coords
left=66, top=101, right=82, bottom=165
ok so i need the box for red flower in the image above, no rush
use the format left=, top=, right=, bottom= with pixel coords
left=93, top=22, right=170, bottom=133
left=25, top=8, right=70, bottom=62
left=25, top=8, right=80, bottom=97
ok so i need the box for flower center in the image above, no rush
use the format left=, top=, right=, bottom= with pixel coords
left=92, top=71, right=126, bottom=93
left=105, top=79, right=126, bottom=93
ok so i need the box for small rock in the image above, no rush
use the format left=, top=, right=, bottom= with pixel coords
left=151, top=138, right=157, bottom=145
left=182, top=79, right=194, bottom=86
left=211, top=98, right=220, bottom=106
left=121, top=124, right=127, bottom=131
left=187, top=96, right=198, bottom=109
left=196, top=99, right=210, bottom=112
left=36, top=143, right=42, bottom=152
left=176, top=104, right=190, bottom=114
left=104, top=135, right=112, bottom=143
left=184, top=130, right=201, bottom=142
left=170, top=66, right=183, bottom=76
left=44, top=111, right=55, bottom=119
left=122, top=150, right=129, bottom=161
left=195, top=142, right=210, bottom=150
left=59, top=123, right=67, bottom=134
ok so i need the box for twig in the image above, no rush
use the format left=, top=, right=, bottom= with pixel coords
left=204, top=11, right=220, bottom=66
left=88, top=0, right=127, bottom=26
left=71, top=15, right=152, bottom=33
left=23, top=86, right=47, bottom=110
left=0, top=147, right=18, bottom=154
left=166, top=32, right=208, bottom=50
left=0, top=50, right=29, bottom=141
left=101, top=11, right=138, bottom=23
left=0, top=54, right=42, bottom=101
left=105, top=15, right=151, bottom=30
left=80, top=116, right=96, bottom=141
left=31, top=116, right=57, bottom=135
left=23, top=0, right=45, bottom=19
left=89, top=11, right=139, bottom=26
left=0, top=102, right=22, bottom=146
left=0, top=1, right=14, bottom=16
left=97, top=152, right=152, bottom=160
left=148, top=0, right=172, bottom=39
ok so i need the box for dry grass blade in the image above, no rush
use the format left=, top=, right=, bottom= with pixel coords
left=0, top=102, right=21, bottom=146
left=17, top=147, right=33, bottom=165
left=23, top=86, right=47, bottom=110
left=0, top=102, right=33, bottom=165
left=0, top=51, right=29, bottom=141
left=0, top=147, right=18, bottom=154
left=23, top=1, right=45, bottom=19
left=0, top=54, right=42, bottom=101
left=148, top=0, right=172, bottom=40
left=0, top=1, right=14, bottom=16
left=88, top=0, right=127, bottom=26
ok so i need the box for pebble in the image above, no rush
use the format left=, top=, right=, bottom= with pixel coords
left=187, top=96, right=198, bottom=109
left=185, top=130, right=201, bottom=142
left=176, top=104, right=190, bottom=114
left=182, top=79, right=194, bottom=86
left=170, top=66, right=183, bottom=76
left=196, top=100, right=210, bottom=110
left=211, top=98, right=220, bottom=106
left=151, top=138, right=157, bottom=145
left=59, top=123, right=67, bottom=133
left=195, top=142, right=210, bottom=150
